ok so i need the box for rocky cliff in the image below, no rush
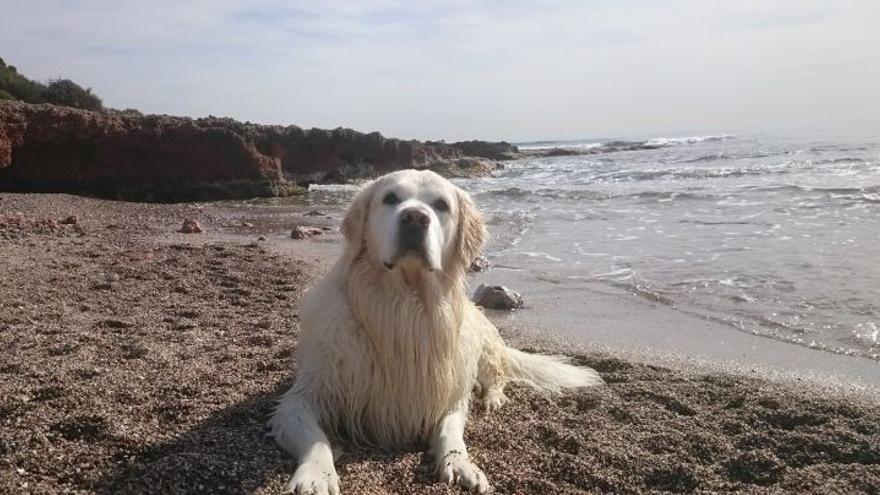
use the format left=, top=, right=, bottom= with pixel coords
left=0, top=102, right=499, bottom=201
left=449, top=140, right=519, bottom=160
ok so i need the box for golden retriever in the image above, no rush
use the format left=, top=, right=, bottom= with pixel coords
left=269, top=169, right=603, bottom=494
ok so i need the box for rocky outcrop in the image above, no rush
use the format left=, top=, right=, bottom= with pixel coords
left=449, top=140, right=519, bottom=160
left=0, top=102, right=499, bottom=202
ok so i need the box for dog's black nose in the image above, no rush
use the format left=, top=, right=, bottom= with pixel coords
left=400, top=208, right=429, bottom=229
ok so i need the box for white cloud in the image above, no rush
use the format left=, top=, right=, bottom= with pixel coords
left=1, top=0, right=878, bottom=140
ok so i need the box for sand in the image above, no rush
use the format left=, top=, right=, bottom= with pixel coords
left=1, top=193, right=878, bottom=494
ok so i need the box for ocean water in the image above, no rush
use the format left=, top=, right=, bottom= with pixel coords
left=288, top=133, right=880, bottom=362
left=452, top=134, right=880, bottom=361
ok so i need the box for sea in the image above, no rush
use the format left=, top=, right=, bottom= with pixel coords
left=304, top=133, right=880, bottom=362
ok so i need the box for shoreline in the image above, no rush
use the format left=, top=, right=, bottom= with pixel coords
left=1, top=193, right=879, bottom=494
left=209, top=190, right=880, bottom=393
left=475, top=268, right=880, bottom=396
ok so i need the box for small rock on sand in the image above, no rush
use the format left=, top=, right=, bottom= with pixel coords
left=473, top=284, right=523, bottom=310
left=291, top=225, right=323, bottom=239
left=60, top=215, right=78, bottom=225
left=179, top=219, right=203, bottom=234
left=469, top=254, right=491, bottom=272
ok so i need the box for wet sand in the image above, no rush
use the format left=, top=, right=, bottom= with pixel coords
left=1, top=193, right=879, bottom=494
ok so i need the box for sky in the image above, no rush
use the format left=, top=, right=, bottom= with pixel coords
left=1, top=0, right=878, bottom=141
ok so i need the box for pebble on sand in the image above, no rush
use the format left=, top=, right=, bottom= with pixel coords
left=472, top=284, right=523, bottom=310
left=60, top=215, right=78, bottom=225
left=469, top=254, right=491, bottom=273
left=179, top=218, right=203, bottom=234
left=291, top=225, right=323, bottom=239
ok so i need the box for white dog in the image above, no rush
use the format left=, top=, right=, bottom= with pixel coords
left=269, top=169, right=603, bottom=494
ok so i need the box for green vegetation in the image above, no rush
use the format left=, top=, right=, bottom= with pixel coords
left=0, top=56, right=103, bottom=110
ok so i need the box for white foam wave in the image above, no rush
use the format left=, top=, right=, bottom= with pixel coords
left=308, top=183, right=362, bottom=193
left=645, top=134, right=735, bottom=147
left=518, top=141, right=604, bottom=150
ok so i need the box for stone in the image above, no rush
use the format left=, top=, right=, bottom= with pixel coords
left=60, top=215, right=78, bottom=225
left=291, top=225, right=323, bottom=239
left=449, top=140, right=519, bottom=160
left=472, top=285, right=523, bottom=310
left=468, top=254, right=491, bottom=273
left=179, top=219, right=203, bottom=234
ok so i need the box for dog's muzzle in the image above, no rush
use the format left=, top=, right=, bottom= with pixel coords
left=398, top=207, right=429, bottom=254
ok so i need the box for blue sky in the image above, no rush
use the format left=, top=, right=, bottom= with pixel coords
left=1, top=0, right=878, bottom=141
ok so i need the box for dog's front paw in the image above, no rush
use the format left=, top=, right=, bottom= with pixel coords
left=482, top=388, right=509, bottom=412
left=283, top=460, right=340, bottom=495
left=436, top=451, right=490, bottom=494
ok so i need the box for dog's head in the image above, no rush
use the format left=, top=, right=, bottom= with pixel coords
left=341, top=169, right=485, bottom=275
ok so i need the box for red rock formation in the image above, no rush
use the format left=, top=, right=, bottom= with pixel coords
left=0, top=102, right=499, bottom=202
left=0, top=102, right=292, bottom=201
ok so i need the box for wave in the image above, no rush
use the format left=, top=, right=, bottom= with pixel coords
left=474, top=186, right=720, bottom=203
left=645, top=134, right=735, bottom=147
left=517, top=134, right=736, bottom=154
left=747, top=184, right=880, bottom=203
left=308, top=183, right=362, bottom=193
left=591, top=162, right=796, bottom=182
left=518, top=141, right=604, bottom=151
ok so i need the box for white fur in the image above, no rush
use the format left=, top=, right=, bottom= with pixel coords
left=269, top=169, right=603, bottom=495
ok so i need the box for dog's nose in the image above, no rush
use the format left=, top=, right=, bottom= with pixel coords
left=400, top=208, right=429, bottom=229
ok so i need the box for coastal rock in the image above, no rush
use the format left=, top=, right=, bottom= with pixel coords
left=423, top=157, right=503, bottom=179
left=0, top=101, right=499, bottom=201
left=290, top=225, right=323, bottom=239
left=469, top=254, right=491, bottom=273
left=540, top=147, right=582, bottom=157
left=450, top=140, right=519, bottom=160
left=179, top=219, right=203, bottom=234
left=473, top=284, right=523, bottom=310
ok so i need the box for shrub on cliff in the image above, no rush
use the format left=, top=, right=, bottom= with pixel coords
left=0, top=57, right=103, bottom=110
left=43, top=79, right=103, bottom=111
left=0, top=63, right=47, bottom=103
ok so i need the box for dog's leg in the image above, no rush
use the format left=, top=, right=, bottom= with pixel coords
left=270, top=392, right=340, bottom=495
left=478, top=339, right=510, bottom=411
left=477, top=355, right=509, bottom=411
left=431, top=401, right=489, bottom=494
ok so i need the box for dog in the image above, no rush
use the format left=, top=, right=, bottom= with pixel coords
left=269, top=169, right=603, bottom=494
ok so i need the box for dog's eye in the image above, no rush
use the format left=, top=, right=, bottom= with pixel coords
left=382, top=192, right=400, bottom=205
left=432, top=199, right=450, bottom=213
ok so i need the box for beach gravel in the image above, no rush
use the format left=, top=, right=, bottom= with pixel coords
left=1, top=193, right=878, bottom=494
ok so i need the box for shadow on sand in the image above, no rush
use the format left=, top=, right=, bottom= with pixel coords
left=92, top=379, right=440, bottom=495
left=93, top=380, right=295, bottom=494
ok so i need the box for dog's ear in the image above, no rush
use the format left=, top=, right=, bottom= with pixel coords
left=341, top=179, right=378, bottom=255
left=453, top=187, right=486, bottom=271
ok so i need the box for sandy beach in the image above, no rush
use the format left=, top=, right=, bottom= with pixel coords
left=2, top=193, right=879, bottom=494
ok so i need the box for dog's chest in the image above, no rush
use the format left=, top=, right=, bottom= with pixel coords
left=342, top=296, right=474, bottom=446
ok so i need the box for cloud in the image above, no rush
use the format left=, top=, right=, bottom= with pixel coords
left=1, top=0, right=878, bottom=140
